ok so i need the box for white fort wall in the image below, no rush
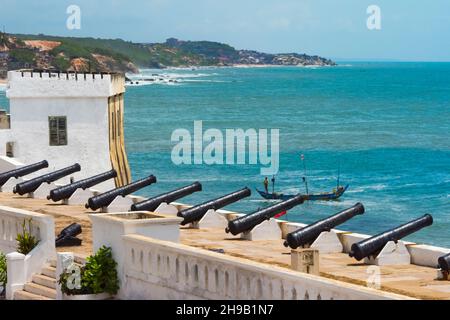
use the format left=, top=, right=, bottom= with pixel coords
left=7, top=97, right=111, bottom=186
left=0, top=70, right=126, bottom=189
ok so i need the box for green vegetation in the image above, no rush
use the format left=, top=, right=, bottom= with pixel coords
left=53, top=55, right=71, bottom=70
left=4, top=33, right=335, bottom=73
left=13, top=34, right=232, bottom=68
left=59, top=246, right=119, bottom=296
left=16, top=34, right=142, bottom=65
left=0, top=253, right=6, bottom=295
left=9, top=48, right=35, bottom=65
left=0, top=32, right=8, bottom=47
left=16, top=219, right=40, bottom=255
left=174, top=40, right=239, bottom=61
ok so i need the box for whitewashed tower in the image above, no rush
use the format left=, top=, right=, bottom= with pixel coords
left=0, top=70, right=131, bottom=189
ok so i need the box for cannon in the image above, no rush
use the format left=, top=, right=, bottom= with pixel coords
left=47, top=170, right=117, bottom=202
left=226, top=195, right=305, bottom=236
left=0, top=160, right=49, bottom=187
left=438, top=253, right=450, bottom=272
left=56, top=223, right=82, bottom=247
left=178, top=188, right=251, bottom=226
left=85, top=175, right=157, bottom=211
left=349, top=214, right=433, bottom=261
left=131, top=182, right=202, bottom=212
left=284, top=203, right=365, bottom=249
left=13, top=163, right=81, bottom=196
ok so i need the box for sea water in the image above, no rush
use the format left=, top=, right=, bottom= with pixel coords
left=1, top=62, right=449, bottom=246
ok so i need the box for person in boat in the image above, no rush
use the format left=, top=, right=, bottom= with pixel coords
left=263, top=177, right=269, bottom=193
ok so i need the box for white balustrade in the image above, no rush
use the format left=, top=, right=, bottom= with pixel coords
left=0, top=206, right=55, bottom=300
left=121, top=235, right=410, bottom=300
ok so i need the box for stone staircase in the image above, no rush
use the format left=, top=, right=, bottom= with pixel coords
left=14, top=261, right=57, bottom=300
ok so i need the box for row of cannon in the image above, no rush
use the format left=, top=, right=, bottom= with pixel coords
left=1, top=161, right=449, bottom=270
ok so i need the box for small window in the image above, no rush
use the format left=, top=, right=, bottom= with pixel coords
left=49, top=116, right=67, bottom=146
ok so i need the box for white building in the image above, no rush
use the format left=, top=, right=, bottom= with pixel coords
left=0, top=70, right=131, bottom=189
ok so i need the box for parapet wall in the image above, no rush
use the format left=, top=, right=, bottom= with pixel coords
left=6, top=70, right=125, bottom=98
left=121, top=234, right=409, bottom=300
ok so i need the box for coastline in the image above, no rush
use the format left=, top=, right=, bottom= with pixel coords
left=137, top=63, right=337, bottom=73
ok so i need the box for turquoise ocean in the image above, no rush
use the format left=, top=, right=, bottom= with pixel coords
left=1, top=62, right=449, bottom=246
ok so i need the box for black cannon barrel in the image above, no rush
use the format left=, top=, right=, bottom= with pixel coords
left=47, top=170, right=117, bottom=202
left=438, top=253, right=450, bottom=272
left=131, top=182, right=202, bottom=212
left=56, top=223, right=82, bottom=242
left=13, top=163, right=81, bottom=195
left=85, top=175, right=157, bottom=211
left=226, top=195, right=305, bottom=236
left=349, top=214, right=433, bottom=261
left=0, top=160, right=49, bottom=187
left=178, top=187, right=251, bottom=226
left=284, top=203, right=365, bottom=249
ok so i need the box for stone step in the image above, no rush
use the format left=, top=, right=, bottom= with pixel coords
left=24, top=283, right=57, bottom=299
left=14, top=290, right=52, bottom=300
left=49, top=259, right=56, bottom=268
left=32, top=274, right=57, bottom=289
left=41, top=266, right=56, bottom=278
left=49, top=255, right=86, bottom=269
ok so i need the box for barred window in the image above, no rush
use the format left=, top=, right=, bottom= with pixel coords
left=48, top=116, right=67, bottom=146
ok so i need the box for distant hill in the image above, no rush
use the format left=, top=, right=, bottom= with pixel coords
left=0, top=33, right=336, bottom=78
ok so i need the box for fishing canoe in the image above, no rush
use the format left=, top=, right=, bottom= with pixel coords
left=256, top=185, right=349, bottom=201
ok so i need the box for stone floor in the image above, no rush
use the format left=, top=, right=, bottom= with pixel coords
left=2, top=192, right=450, bottom=300
left=0, top=193, right=93, bottom=256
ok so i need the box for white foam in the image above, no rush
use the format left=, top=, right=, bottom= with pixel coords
left=126, top=70, right=221, bottom=87
left=347, top=184, right=387, bottom=193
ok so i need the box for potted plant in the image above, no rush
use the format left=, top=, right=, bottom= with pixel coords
left=58, top=246, right=119, bottom=300
left=16, top=218, right=40, bottom=255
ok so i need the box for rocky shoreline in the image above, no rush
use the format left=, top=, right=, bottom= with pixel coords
left=0, top=33, right=336, bottom=74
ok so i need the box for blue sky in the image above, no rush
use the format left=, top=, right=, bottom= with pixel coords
left=1, top=0, right=450, bottom=61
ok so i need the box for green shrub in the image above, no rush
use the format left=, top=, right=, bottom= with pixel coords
left=58, top=246, right=119, bottom=296
left=59, top=265, right=90, bottom=295
left=9, top=49, right=35, bottom=64
left=16, top=219, right=40, bottom=255
left=83, top=246, right=119, bottom=295
left=0, top=253, right=6, bottom=295
left=53, top=56, right=71, bottom=71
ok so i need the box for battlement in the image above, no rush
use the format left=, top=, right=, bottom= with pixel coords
left=6, top=69, right=125, bottom=98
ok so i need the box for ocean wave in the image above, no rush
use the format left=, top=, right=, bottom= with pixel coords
left=0, top=84, right=6, bottom=91
left=249, top=199, right=279, bottom=204
left=133, top=71, right=216, bottom=79
left=125, top=80, right=181, bottom=87
left=346, top=184, right=387, bottom=193
left=162, top=73, right=216, bottom=78
left=126, top=71, right=220, bottom=87
left=182, top=79, right=229, bottom=83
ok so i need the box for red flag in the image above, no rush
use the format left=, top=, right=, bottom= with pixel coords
left=275, top=211, right=287, bottom=219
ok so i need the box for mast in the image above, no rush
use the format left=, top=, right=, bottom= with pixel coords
left=272, top=175, right=275, bottom=194
left=337, top=160, right=341, bottom=189
left=301, top=154, right=309, bottom=195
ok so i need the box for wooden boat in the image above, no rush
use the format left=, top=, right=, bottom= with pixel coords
left=256, top=185, right=349, bottom=201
